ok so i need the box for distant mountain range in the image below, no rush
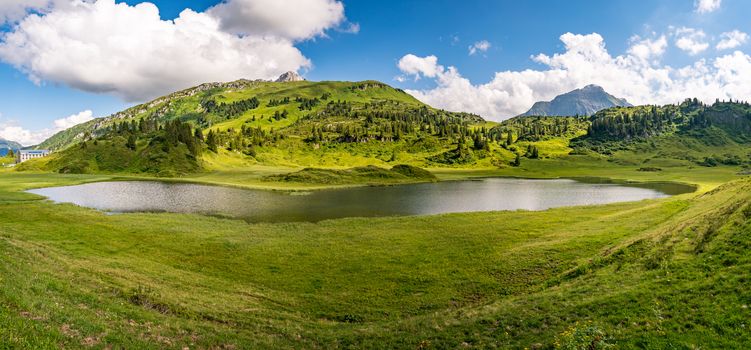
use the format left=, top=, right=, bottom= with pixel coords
left=518, top=84, right=632, bottom=117
left=0, top=138, right=21, bottom=156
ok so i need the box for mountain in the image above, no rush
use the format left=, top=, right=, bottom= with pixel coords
left=28, top=67, right=751, bottom=177
left=518, top=84, right=632, bottom=117
left=275, top=71, right=305, bottom=82
left=0, top=138, right=21, bottom=156
left=26, top=74, right=485, bottom=175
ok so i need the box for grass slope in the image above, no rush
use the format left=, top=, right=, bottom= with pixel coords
left=26, top=79, right=492, bottom=174
left=0, top=171, right=749, bottom=348
left=19, top=135, right=200, bottom=177
left=0, top=154, right=14, bottom=167
left=36, top=80, right=446, bottom=152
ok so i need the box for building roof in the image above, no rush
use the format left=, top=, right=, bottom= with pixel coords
left=19, top=150, right=50, bottom=154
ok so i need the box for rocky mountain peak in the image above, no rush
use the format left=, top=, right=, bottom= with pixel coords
left=518, top=85, right=632, bottom=117
left=580, top=84, right=605, bottom=92
left=276, top=71, right=305, bottom=82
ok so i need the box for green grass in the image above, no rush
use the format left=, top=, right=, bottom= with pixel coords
left=430, top=156, right=740, bottom=192
left=210, top=81, right=424, bottom=132
left=263, top=164, right=437, bottom=185
left=0, top=166, right=750, bottom=348
left=11, top=80, right=751, bottom=348
left=0, top=154, right=14, bottom=167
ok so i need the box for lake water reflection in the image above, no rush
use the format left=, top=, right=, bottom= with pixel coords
left=28, top=178, right=695, bottom=223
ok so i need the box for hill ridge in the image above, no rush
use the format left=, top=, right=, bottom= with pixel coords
left=36, top=78, right=435, bottom=151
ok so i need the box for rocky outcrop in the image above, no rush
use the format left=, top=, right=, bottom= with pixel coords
left=275, top=71, right=305, bottom=82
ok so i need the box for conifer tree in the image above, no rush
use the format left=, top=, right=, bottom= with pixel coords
left=206, top=130, right=218, bottom=153
left=512, top=154, right=521, bottom=167
left=126, top=134, right=137, bottom=150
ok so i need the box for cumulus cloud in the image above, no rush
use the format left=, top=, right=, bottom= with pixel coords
left=0, top=0, right=353, bottom=102
left=0, top=110, right=94, bottom=146
left=397, top=32, right=751, bottom=120
left=0, top=123, right=45, bottom=146
left=53, top=110, right=94, bottom=130
left=674, top=27, right=709, bottom=55
left=695, top=0, right=721, bottom=13
left=717, top=30, right=749, bottom=50
left=628, top=35, right=667, bottom=62
left=207, top=0, right=348, bottom=40
left=397, top=54, right=443, bottom=80
left=469, top=40, right=491, bottom=56
left=0, top=0, right=50, bottom=23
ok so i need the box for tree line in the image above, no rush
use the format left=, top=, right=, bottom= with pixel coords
left=98, top=118, right=203, bottom=157
left=202, top=97, right=260, bottom=119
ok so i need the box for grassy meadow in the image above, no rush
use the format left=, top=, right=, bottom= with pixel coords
left=0, top=154, right=14, bottom=168
left=4, top=81, right=751, bottom=348
left=0, top=161, right=750, bottom=348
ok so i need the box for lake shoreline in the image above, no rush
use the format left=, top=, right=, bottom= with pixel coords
left=11, top=166, right=703, bottom=195
left=28, top=177, right=694, bottom=223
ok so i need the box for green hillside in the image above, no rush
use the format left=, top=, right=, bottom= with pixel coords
left=23, top=78, right=751, bottom=182
left=487, top=99, right=751, bottom=171
left=19, top=120, right=202, bottom=176
left=571, top=99, right=751, bottom=167
left=37, top=80, right=478, bottom=151
left=0, top=153, right=14, bottom=166
left=30, top=79, right=493, bottom=175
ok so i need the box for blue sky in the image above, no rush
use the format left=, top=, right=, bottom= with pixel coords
left=1, top=0, right=750, bottom=145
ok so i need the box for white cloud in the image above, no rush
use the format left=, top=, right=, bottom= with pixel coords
left=0, top=110, right=95, bottom=146
left=0, top=0, right=50, bottom=23
left=717, top=30, right=749, bottom=50
left=628, top=35, right=667, bottom=62
left=0, top=0, right=353, bottom=102
left=53, top=110, right=94, bottom=130
left=469, top=40, right=491, bottom=56
left=397, top=32, right=751, bottom=120
left=0, top=124, right=46, bottom=146
left=207, top=0, right=347, bottom=41
left=340, top=22, right=360, bottom=34
left=674, top=27, right=709, bottom=55
left=695, top=0, right=721, bottom=13
left=397, top=54, right=443, bottom=80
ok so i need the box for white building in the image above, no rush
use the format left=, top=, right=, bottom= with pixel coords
left=16, top=150, right=50, bottom=164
